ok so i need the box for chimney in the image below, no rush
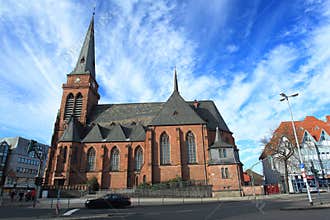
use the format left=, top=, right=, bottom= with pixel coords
left=193, top=100, right=199, bottom=108
left=326, top=115, right=330, bottom=123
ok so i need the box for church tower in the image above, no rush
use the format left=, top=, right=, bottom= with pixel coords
left=59, top=14, right=99, bottom=132
left=45, top=14, right=99, bottom=186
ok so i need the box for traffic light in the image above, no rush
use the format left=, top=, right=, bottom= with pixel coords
left=34, top=177, right=43, bottom=186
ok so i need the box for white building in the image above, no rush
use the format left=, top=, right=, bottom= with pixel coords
left=260, top=116, right=330, bottom=193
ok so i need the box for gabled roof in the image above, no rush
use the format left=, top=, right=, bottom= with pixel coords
left=70, top=15, right=96, bottom=79
left=105, top=124, right=127, bottom=142
left=150, top=70, right=205, bottom=126
left=82, top=123, right=104, bottom=143
left=150, top=91, right=205, bottom=126
left=129, top=124, right=146, bottom=141
left=59, top=116, right=83, bottom=142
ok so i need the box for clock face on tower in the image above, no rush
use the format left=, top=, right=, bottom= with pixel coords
left=75, top=77, right=81, bottom=83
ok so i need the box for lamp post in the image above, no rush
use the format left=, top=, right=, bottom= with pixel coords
left=280, top=92, right=313, bottom=205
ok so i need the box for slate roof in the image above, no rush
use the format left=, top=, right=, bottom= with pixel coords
left=69, top=15, right=96, bottom=79
left=87, top=100, right=230, bottom=131
left=150, top=90, right=206, bottom=126
left=82, top=123, right=146, bottom=143
left=209, top=127, right=234, bottom=149
left=59, top=116, right=83, bottom=142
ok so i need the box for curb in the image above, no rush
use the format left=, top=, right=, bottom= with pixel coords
left=280, top=205, right=330, bottom=211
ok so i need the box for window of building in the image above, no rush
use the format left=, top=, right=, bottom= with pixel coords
left=303, top=132, right=311, bottom=142
left=73, top=93, right=83, bottom=119
left=221, top=167, right=229, bottom=179
left=320, top=131, right=326, bottom=141
left=64, top=93, right=74, bottom=121
left=219, top=149, right=227, bottom=158
left=86, top=147, right=96, bottom=171
left=160, top=133, right=170, bottom=165
left=63, top=146, right=67, bottom=163
left=135, top=147, right=143, bottom=171
left=186, top=131, right=197, bottom=163
left=110, top=147, right=120, bottom=171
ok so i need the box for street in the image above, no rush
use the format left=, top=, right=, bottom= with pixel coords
left=0, top=193, right=330, bottom=219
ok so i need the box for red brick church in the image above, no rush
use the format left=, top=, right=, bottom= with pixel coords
left=44, top=15, right=243, bottom=194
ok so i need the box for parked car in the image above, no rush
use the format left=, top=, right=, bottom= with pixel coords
left=85, top=194, right=131, bottom=209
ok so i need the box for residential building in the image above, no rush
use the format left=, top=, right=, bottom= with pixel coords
left=0, top=137, right=49, bottom=189
left=260, top=116, right=330, bottom=193
left=45, top=15, right=244, bottom=196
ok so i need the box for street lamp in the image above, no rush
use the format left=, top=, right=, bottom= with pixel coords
left=280, top=92, right=313, bottom=205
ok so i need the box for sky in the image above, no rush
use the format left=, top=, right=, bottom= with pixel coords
left=1, top=0, right=330, bottom=174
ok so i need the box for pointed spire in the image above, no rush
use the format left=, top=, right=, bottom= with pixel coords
left=174, top=67, right=179, bottom=93
left=215, top=126, right=221, bottom=143
left=70, top=14, right=96, bottom=79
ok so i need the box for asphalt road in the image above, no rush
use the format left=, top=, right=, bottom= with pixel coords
left=0, top=194, right=329, bottom=219
left=66, top=199, right=330, bottom=220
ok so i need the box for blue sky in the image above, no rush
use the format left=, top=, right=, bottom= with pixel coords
left=1, top=0, right=330, bottom=173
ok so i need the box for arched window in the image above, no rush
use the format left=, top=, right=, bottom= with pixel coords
left=186, top=131, right=196, bottom=163
left=64, top=93, right=74, bottom=121
left=87, top=147, right=96, bottom=171
left=73, top=93, right=83, bottom=118
left=160, top=133, right=170, bottom=165
left=110, top=147, right=120, bottom=171
left=63, top=146, right=67, bottom=163
left=135, top=147, right=143, bottom=171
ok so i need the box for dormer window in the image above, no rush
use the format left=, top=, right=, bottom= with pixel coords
left=80, top=56, right=85, bottom=63
left=303, top=132, right=311, bottom=142
left=320, top=131, right=326, bottom=141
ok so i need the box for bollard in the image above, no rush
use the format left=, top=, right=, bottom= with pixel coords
left=162, top=196, right=164, bottom=205
left=50, top=198, right=53, bottom=208
left=67, top=198, right=70, bottom=209
left=183, top=197, right=184, bottom=204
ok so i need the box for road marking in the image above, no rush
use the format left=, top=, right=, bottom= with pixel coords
left=62, top=208, right=80, bottom=216
left=145, top=212, right=161, bottom=215
left=175, top=209, right=193, bottom=213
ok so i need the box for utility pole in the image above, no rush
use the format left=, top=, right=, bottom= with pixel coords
left=280, top=93, right=313, bottom=205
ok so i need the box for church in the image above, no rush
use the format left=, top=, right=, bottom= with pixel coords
left=44, top=15, right=243, bottom=194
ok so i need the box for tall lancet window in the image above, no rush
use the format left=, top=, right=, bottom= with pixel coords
left=64, top=93, right=74, bottom=121
left=110, top=147, right=120, bottom=171
left=87, top=147, right=96, bottom=171
left=160, top=133, right=170, bottom=165
left=135, top=146, right=143, bottom=171
left=73, top=93, right=83, bottom=118
left=186, top=131, right=197, bottom=163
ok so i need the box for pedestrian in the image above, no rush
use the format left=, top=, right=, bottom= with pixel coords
left=10, top=191, right=16, bottom=202
left=31, top=189, right=36, bottom=201
left=19, top=191, right=24, bottom=201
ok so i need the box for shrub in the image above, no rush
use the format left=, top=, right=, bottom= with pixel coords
left=87, top=176, right=99, bottom=192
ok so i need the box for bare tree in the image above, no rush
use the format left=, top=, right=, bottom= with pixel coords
left=262, top=125, right=300, bottom=193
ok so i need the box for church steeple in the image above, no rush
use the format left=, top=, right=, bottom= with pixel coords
left=70, top=14, right=96, bottom=79
left=174, top=67, right=179, bottom=93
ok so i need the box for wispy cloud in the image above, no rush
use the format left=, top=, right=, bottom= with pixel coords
left=0, top=0, right=330, bottom=172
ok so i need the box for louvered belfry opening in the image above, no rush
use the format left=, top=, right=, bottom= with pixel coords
left=73, top=93, right=83, bottom=119
left=64, top=93, right=74, bottom=121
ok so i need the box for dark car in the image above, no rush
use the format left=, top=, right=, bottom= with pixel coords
left=85, top=194, right=131, bottom=209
